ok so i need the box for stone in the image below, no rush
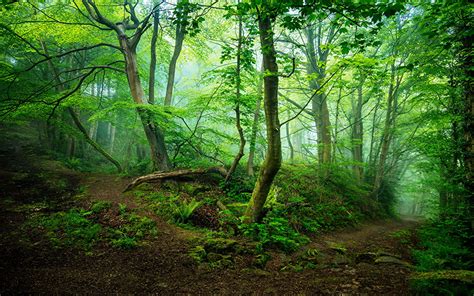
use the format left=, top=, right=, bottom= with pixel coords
left=326, top=241, right=347, bottom=254
left=375, top=256, right=412, bottom=267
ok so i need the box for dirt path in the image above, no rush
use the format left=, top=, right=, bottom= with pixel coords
left=2, top=189, right=418, bottom=295
left=0, top=135, right=419, bottom=295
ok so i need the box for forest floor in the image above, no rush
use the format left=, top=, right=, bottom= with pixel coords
left=0, top=132, right=420, bottom=295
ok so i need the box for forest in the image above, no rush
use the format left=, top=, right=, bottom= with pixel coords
left=0, top=0, right=472, bottom=294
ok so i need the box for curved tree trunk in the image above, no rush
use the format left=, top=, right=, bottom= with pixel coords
left=244, top=12, right=281, bottom=223
left=41, top=40, right=122, bottom=172
left=119, top=33, right=171, bottom=171
left=68, top=108, right=122, bottom=172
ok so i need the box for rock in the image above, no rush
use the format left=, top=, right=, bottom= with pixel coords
left=375, top=256, right=412, bottom=267
left=326, top=241, right=347, bottom=254
left=207, top=252, right=225, bottom=262
left=377, top=251, right=402, bottom=259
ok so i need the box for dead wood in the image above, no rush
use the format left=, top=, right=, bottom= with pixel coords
left=124, top=166, right=227, bottom=192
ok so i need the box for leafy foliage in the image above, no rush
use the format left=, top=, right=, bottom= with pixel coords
left=239, top=216, right=309, bottom=253
left=28, top=202, right=158, bottom=252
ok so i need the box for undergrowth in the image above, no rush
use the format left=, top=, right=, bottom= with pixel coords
left=411, top=213, right=473, bottom=295
left=132, top=164, right=388, bottom=255
left=27, top=201, right=158, bottom=252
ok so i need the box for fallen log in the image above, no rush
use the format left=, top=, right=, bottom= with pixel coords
left=124, top=166, right=228, bottom=192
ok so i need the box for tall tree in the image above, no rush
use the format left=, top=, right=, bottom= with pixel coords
left=81, top=0, right=171, bottom=171
left=244, top=3, right=281, bottom=223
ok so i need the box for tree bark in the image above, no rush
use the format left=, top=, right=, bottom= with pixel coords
left=351, top=78, right=365, bottom=181
left=124, top=166, right=228, bottom=191
left=373, top=63, right=398, bottom=197
left=306, top=27, right=332, bottom=164
left=148, top=6, right=160, bottom=104
left=244, top=12, right=281, bottom=223
left=165, top=5, right=185, bottom=107
left=118, top=31, right=171, bottom=171
left=226, top=13, right=245, bottom=182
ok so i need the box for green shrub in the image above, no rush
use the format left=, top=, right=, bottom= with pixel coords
left=411, top=217, right=473, bottom=295
left=108, top=213, right=158, bottom=248
left=91, top=201, right=112, bottom=213
left=39, top=209, right=102, bottom=251
left=110, top=236, right=138, bottom=249
left=31, top=203, right=158, bottom=252
left=239, top=215, right=309, bottom=253
left=413, top=219, right=472, bottom=272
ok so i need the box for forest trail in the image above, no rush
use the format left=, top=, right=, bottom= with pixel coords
left=0, top=134, right=419, bottom=295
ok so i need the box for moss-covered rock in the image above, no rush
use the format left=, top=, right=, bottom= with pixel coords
left=411, top=270, right=474, bottom=283
left=203, top=238, right=237, bottom=253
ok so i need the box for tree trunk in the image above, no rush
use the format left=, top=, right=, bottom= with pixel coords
left=247, top=60, right=264, bottom=176
left=165, top=12, right=185, bottom=106
left=125, top=166, right=228, bottom=192
left=226, top=13, right=245, bottom=182
left=306, top=27, right=332, bottom=164
left=286, top=109, right=294, bottom=163
left=118, top=34, right=171, bottom=171
left=244, top=12, right=281, bottom=223
left=373, top=63, right=397, bottom=197
left=40, top=40, right=122, bottom=172
left=351, top=79, right=365, bottom=181
left=110, top=124, right=116, bottom=153
left=148, top=7, right=160, bottom=104
left=68, top=107, right=123, bottom=172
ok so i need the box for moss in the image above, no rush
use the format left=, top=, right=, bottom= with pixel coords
left=189, top=245, right=207, bottom=263
left=203, top=238, right=237, bottom=253
left=411, top=270, right=474, bottom=283
left=327, top=241, right=347, bottom=254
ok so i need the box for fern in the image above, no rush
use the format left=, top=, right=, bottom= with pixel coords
left=173, top=199, right=202, bottom=223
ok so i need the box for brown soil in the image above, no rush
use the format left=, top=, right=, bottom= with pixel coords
left=0, top=137, right=419, bottom=295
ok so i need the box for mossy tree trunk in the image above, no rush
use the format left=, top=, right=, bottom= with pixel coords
left=244, top=11, right=281, bottom=223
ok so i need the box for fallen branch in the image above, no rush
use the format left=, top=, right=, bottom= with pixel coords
left=124, top=166, right=228, bottom=192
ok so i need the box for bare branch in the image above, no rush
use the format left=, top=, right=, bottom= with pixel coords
left=280, top=66, right=343, bottom=126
